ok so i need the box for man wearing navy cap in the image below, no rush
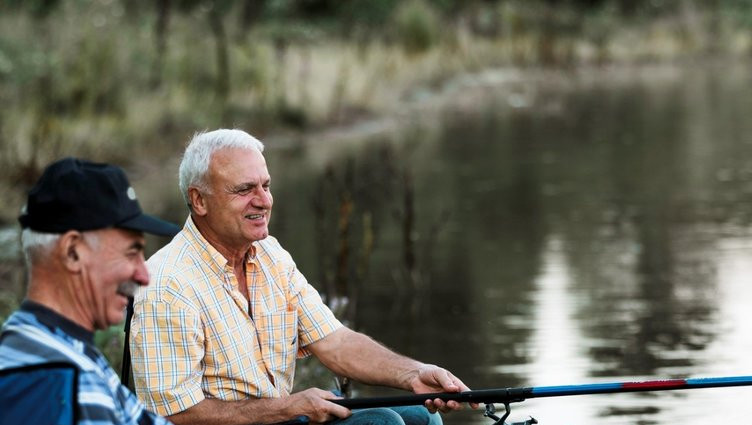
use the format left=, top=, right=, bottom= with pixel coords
left=0, top=157, right=179, bottom=425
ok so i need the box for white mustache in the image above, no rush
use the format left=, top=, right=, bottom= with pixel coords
left=116, top=280, right=140, bottom=298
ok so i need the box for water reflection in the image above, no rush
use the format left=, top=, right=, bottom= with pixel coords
left=502, top=236, right=593, bottom=424
left=271, top=62, right=752, bottom=424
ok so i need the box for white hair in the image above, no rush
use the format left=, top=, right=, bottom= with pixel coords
left=178, top=129, right=265, bottom=208
left=21, top=229, right=60, bottom=267
left=21, top=228, right=100, bottom=268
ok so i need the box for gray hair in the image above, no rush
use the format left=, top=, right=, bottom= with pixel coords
left=21, top=228, right=100, bottom=269
left=178, top=129, right=265, bottom=208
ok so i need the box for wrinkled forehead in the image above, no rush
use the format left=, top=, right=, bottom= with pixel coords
left=209, top=147, right=269, bottom=182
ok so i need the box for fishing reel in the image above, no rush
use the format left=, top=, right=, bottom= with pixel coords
left=484, top=402, right=538, bottom=425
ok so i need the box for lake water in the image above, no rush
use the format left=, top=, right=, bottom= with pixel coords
left=2, top=60, right=752, bottom=425
left=267, top=60, right=752, bottom=425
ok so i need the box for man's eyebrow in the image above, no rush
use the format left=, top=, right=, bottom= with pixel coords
left=228, top=182, right=256, bottom=192
left=130, top=241, right=146, bottom=251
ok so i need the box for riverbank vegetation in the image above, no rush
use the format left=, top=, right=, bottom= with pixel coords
left=2, top=0, right=752, bottom=389
left=1, top=0, right=752, bottom=225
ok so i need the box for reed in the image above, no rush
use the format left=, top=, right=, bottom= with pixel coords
left=1, top=0, right=752, bottom=383
left=0, top=2, right=749, bottom=218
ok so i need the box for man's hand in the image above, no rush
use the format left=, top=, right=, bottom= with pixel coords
left=408, top=365, right=479, bottom=414
left=285, top=388, right=351, bottom=424
left=309, top=329, right=478, bottom=416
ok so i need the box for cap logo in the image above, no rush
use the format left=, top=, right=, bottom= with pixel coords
left=127, top=187, right=137, bottom=200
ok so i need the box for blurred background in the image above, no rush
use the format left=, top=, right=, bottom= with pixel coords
left=2, top=1, right=752, bottom=424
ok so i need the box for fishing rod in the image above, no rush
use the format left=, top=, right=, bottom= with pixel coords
left=282, top=375, right=752, bottom=425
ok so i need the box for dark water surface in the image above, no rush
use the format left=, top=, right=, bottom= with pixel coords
left=267, top=61, right=752, bottom=425
left=2, top=61, right=752, bottom=425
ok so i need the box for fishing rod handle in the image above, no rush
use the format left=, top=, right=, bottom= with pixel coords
left=334, top=388, right=529, bottom=409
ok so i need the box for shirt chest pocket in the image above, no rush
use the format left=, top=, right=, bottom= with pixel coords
left=254, top=309, right=299, bottom=385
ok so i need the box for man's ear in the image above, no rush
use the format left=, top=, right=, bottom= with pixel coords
left=58, top=231, right=84, bottom=273
left=188, top=187, right=208, bottom=216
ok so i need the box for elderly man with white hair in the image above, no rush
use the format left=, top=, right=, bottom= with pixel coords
left=130, top=129, right=477, bottom=425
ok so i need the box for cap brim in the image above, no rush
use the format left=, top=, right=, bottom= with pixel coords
left=118, top=214, right=181, bottom=237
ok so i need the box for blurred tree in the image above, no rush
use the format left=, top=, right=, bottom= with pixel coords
left=392, top=0, right=441, bottom=54
left=315, top=0, right=400, bottom=34
left=152, top=0, right=171, bottom=87
left=0, top=0, right=63, bottom=183
left=2, top=0, right=61, bottom=19
left=557, top=0, right=684, bottom=15
left=171, top=0, right=233, bottom=101
left=239, top=0, right=269, bottom=33
left=705, top=0, right=722, bottom=55
left=205, top=0, right=233, bottom=101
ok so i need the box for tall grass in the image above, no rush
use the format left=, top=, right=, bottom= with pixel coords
left=0, top=0, right=751, bottom=226
left=1, top=0, right=752, bottom=382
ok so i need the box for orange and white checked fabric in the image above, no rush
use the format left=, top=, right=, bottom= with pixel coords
left=130, top=217, right=342, bottom=416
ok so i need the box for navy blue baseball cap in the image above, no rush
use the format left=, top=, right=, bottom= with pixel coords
left=18, top=157, right=180, bottom=236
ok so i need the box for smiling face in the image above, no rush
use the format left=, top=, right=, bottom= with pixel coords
left=190, top=147, right=273, bottom=256
left=78, top=228, right=148, bottom=330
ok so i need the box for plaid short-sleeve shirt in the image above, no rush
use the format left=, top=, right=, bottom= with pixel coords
left=130, top=217, right=342, bottom=416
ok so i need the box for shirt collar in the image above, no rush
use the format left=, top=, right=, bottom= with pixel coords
left=185, top=215, right=258, bottom=268
left=20, top=300, right=94, bottom=345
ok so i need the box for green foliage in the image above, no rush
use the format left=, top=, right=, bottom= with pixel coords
left=0, top=0, right=750, bottom=380
left=392, top=0, right=441, bottom=54
left=0, top=0, right=748, bottom=221
left=0, top=36, right=44, bottom=88
left=2, top=0, right=62, bottom=19
left=335, top=0, right=401, bottom=31
left=59, top=37, right=126, bottom=116
left=724, top=0, right=752, bottom=27
left=94, top=324, right=126, bottom=376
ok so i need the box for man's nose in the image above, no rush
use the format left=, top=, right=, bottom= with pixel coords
left=254, top=189, right=272, bottom=208
left=134, top=260, right=150, bottom=286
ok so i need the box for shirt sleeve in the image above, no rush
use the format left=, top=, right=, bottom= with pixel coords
left=287, top=261, right=343, bottom=357
left=130, top=295, right=205, bottom=417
